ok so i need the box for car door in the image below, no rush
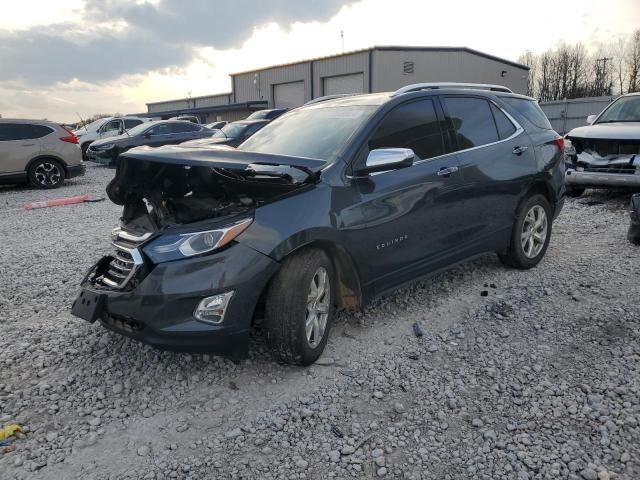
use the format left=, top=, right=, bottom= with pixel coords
left=345, top=98, right=465, bottom=295
left=441, top=96, right=537, bottom=251
left=0, top=123, right=42, bottom=176
left=164, top=122, right=201, bottom=145
left=143, top=123, right=173, bottom=146
left=98, top=119, right=123, bottom=139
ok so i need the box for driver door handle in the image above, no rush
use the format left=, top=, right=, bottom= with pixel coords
left=437, top=166, right=459, bottom=177
left=512, top=146, right=529, bottom=156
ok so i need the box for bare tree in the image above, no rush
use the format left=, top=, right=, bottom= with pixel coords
left=517, top=50, right=537, bottom=97
left=627, top=30, right=640, bottom=93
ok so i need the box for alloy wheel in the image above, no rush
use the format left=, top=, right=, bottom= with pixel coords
left=521, top=205, right=547, bottom=258
left=34, top=162, right=62, bottom=187
left=305, top=267, right=330, bottom=349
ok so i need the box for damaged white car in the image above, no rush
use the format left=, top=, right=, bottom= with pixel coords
left=565, top=92, right=640, bottom=197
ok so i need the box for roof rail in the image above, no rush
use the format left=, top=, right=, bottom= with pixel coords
left=304, top=93, right=360, bottom=106
left=392, top=83, right=513, bottom=96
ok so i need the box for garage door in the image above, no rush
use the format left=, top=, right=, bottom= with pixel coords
left=273, top=81, right=305, bottom=109
left=323, top=73, right=364, bottom=95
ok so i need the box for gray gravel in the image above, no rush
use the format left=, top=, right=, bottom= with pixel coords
left=0, top=164, right=638, bottom=479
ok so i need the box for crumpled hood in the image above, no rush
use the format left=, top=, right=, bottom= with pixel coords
left=567, top=122, right=640, bottom=140
left=106, top=145, right=325, bottom=216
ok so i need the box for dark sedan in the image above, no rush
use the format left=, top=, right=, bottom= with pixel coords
left=181, top=119, right=268, bottom=148
left=87, top=120, right=212, bottom=165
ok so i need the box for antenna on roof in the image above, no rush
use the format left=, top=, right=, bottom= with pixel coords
left=340, top=30, right=344, bottom=53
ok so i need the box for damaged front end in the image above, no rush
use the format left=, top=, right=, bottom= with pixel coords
left=565, top=137, right=640, bottom=188
left=72, top=145, right=323, bottom=354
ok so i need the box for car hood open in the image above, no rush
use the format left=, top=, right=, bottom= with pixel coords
left=106, top=145, right=325, bottom=230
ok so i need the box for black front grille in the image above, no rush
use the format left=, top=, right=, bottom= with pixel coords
left=94, top=229, right=150, bottom=290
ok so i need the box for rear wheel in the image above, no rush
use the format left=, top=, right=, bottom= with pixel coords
left=29, top=159, right=65, bottom=189
left=264, top=249, right=335, bottom=365
left=499, top=194, right=552, bottom=269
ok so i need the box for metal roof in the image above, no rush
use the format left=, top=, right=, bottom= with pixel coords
left=146, top=92, right=232, bottom=107
left=230, top=45, right=529, bottom=76
left=137, top=100, right=268, bottom=118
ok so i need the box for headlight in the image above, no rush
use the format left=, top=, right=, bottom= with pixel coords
left=95, top=143, right=115, bottom=151
left=143, top=218, right=252, bottom=263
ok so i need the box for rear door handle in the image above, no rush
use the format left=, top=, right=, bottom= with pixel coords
left=512, top=146, right=529, bottom=156
left=437, top=166, right=459, bottom=177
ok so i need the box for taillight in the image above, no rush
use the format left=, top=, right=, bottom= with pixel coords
left=60, top=126, right=78, bottom=144
left=553, top=135, right=564, bottom=152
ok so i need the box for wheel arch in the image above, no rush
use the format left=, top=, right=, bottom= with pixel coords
left=25, top=155, right=70, bottom=176
left=521, top=180, right=556, bottom=216
left=259, top=239, right=364, bottom=313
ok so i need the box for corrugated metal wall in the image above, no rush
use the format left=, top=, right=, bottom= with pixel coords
left=372, top=50, right=528, bottom=94
left=234, top=63, right=311, bottom=107
left=539, top=96, right=615, bottom=134
left=313, top=51, right=370, bottom=97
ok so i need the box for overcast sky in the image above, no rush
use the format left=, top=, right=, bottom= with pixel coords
left=1, top=0, right=639, bottom=122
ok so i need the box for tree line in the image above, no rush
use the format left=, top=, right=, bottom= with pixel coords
left=518, top=29, right=640, bottom=102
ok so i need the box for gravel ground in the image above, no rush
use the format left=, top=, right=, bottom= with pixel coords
left=0, top=164, right=638, bottom=480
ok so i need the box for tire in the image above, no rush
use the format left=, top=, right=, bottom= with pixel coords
left=498, top=194, right=552, bottom=269
left=264, top=248, right=335, bottom=365
left=28, top=158, right=66, bottom=189
left=565, top=187, right=585, bottom=198
left=81, top=142, right=91, bottom=161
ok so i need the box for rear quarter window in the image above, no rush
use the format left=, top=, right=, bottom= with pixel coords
left=501, top=97, right=552, bottom=130
left=31, top=125, right=55, bottom=138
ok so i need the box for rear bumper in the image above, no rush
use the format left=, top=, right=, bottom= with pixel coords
left=565, top=169, right=640, bottom=188
left=67, top=164, right=86, bottom=178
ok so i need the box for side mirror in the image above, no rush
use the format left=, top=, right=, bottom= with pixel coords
left=353, top=148, right=414, bottom=176
left=586, top=114, right=596, bottom=125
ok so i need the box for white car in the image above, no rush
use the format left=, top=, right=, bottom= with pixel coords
left=564, top=92, right=640, bottom=196
left=74, top=116, right=152, bottom=160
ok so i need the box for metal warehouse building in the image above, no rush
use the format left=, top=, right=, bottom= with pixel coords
left=144, top=46, right=529, bottom=122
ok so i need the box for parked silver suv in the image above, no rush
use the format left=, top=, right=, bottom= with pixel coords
left=0, top=119, right=85, bottom=188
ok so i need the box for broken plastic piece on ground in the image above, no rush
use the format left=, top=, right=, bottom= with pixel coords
left=412, top=322, right=423, bottom=338
left=2, top=444, right=17, bottom=454
left=628, top=193, right=640, bottom=245
left=24, top=195, right=89, bottom=210
left=0, top=424, right=22, bottom=440
left=480, top=290, right=489, bottom=297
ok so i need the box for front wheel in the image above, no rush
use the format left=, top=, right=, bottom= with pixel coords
left=499, top=194, right=552, bottom=269
left=29, top=158, right=65, bottom=189
left=264, top=249, right=335, bottom=365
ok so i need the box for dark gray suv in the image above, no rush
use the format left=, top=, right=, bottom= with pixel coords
left=86, top=120, right=212, bottom=165
left=72, top=83, right=565, bottom=365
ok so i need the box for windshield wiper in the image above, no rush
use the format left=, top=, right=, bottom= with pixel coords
left=597, top=119, right=640, bottom=123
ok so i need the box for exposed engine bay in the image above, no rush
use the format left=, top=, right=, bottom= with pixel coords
left=566, top=137, right=640, bottom=174
left=106, top=147, right=323, bottom=232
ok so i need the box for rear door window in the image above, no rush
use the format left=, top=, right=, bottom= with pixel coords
left=368, top=99, right=445, bottom=160
left=170, top=123, right=201, bottom=133
left=490, top=104, right=517, bottom=139
left=443, top=97, right=499, bottom=150
left=0, top=124, right=36, bottom=141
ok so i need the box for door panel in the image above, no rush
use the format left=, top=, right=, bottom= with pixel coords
left=0, top=124, right=42, bottom=174
left=442, top=96, right=537, bottom=249
left=347, top=156, right=464, bottom=294
left=343, top=98, right=466, bottom=295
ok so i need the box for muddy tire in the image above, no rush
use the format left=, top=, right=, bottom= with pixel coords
left=264, top=248, right=335, bottom=366
left=565, top=187, right=585, bottom=198
left=499, top=194, right=552, bottom=270
left=28, top=158, right=65, bottom=189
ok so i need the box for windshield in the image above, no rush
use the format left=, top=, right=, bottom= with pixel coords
left=213, top=123, right=245, bottom=139
left=127, top=122, right=153, bottom=136
left=240, top=105, right=376, bottom=162
left=247, top=110, right=274, bottom=120
left=597, top=96, right=640, bottom=123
